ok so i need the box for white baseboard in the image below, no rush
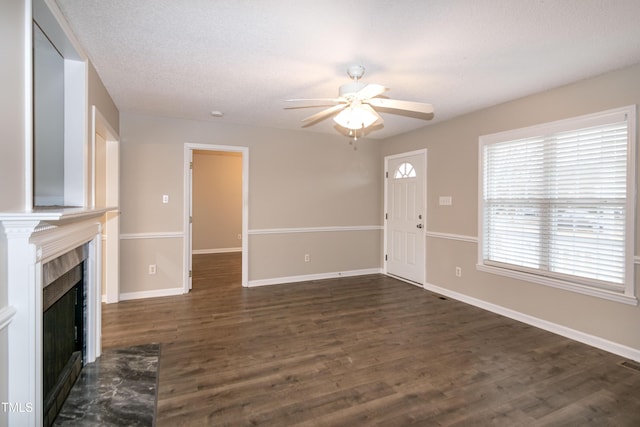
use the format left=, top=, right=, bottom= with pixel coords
left=118, top=287, right=185, bottom=301
left=422, top=281, right=640, bottom=363
left=192, top=247, right=241, bottom=255
left=248, top=268, right=382, bottom=287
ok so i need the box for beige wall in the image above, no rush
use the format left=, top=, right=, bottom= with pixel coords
left=383, top=63, right=640, bottom=351
left=0, top=1, right=27, bottom=424
left=119, top=113, right=383, bottom=292
left=192, top=151, right=243, bottom=252
left=0, top=0, right=27, bottom=213
left=250, top=231, right=381, bottom=281
left=88, top=62, right=119, bottom=133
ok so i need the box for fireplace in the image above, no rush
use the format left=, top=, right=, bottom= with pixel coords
left=1, top=209, right=107, bottom=426
left=42, top=245, right=88, bottom=426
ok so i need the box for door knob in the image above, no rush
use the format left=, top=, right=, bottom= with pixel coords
left=416, top=224, right=423, bottom=229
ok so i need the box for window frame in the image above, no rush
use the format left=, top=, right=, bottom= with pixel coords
left=477, top=105, right=637, bottom=305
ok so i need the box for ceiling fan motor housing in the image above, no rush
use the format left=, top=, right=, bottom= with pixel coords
left=346, top=65, right=365, bottom=80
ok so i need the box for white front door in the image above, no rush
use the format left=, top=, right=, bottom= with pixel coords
left=385, top=151, right=426, bottom=284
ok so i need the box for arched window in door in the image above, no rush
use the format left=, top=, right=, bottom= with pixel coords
left=394, top=162, right=416, bottom=179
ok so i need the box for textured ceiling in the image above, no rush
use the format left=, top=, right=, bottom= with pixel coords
left=55, top=0, right=640, bottom=140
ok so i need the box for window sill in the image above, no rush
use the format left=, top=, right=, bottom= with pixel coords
left=476, top=263, right=638, bottom=306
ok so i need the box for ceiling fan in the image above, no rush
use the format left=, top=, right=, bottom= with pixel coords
left=286, top=65, right=434, bottom=139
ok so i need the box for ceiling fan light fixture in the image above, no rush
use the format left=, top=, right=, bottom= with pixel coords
left=333, top=102, right=378, bottom=130
left=287, top=65, right=433, bottom=137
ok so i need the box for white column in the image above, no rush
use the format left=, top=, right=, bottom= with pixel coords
left=5, top=220, right=42, bottom=426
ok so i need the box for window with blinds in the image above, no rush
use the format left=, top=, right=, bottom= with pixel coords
left=478, top=106, right=636, bottom=303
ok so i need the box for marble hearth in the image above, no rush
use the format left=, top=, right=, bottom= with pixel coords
left=1, top=208, right=109, bottom=426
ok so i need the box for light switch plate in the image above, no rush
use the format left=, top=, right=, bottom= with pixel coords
left=439, top=196, right=452, bottom=206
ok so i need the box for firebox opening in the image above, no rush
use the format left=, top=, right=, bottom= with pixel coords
left=42, top=245, right=87, bottom=426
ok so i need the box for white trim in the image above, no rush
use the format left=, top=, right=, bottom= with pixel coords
left=63, top=57, right=88, bottom=207
left=248, top=268, right=382, bottom=287
left=476, top=263, right=638, bottom=306
left=249, top=225, right=382, bottom=235
left=425, top=231, right=478, bottom=243
left=119, top=287, right=185, bottom=301
left=90, top=105, right=120, bottom=208
left=92, top=106, right=121, bottom=304
left=120, top=231, right=184, bottom=240
left=192, top=247, right=242, bottom=254
left=0, top=306, right=17, bottom=331
left=421, top=280, right=640, bottom=362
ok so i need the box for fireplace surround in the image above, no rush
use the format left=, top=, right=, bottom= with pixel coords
left=1, top=208, right=107, bottom=426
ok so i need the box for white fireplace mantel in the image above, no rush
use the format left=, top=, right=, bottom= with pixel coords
left=1, top=207, right=110, bottom=426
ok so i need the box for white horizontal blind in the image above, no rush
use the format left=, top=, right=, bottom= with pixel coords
left=482, top=113, right=629, bottom=291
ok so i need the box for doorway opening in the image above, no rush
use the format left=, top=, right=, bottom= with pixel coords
left=92, top=106, right=120, bottom=303
left=183, top=144, right=249, bottom=292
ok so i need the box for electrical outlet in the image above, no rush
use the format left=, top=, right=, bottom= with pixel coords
left=455, top=266, right=462, bottom=277
left=304, top=254, right=310, bottom=262
left=162, top=195, right=169, bottom=204
left=148, top=264, right=157, bottom=275
left=237, top=234, right=242, bottom=240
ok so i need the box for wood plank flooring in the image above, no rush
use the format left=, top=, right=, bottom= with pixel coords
left=102, top=253, right=640, bottom=426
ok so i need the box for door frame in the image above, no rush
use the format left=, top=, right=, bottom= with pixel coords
left=183, top=143, right=249, bottom=291
left=91, top=106, right=120, bottom=303
left=383, top=149, right=427, bottom=286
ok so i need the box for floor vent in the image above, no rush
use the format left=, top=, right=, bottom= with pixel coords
left=619, top=360, right=640, bottom=373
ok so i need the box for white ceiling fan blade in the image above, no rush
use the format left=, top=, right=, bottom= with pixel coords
left=301, top=103, right=348, bottom=123
left=356, top=84, right=387, bottom=100
left=285, top=98, right=344, bottom=108
left=368, top=98, right=434, bottom=114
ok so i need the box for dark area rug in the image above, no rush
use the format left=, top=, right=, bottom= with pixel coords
left=54, top=343, right=160, bottom=426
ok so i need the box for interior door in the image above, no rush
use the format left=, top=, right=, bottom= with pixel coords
left=386, top=151, right=426, bottom=284
left=187, top=149, right=193, bottom=290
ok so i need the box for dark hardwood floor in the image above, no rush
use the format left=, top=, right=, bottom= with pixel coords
left=102, top=253, right=640, bottom=426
